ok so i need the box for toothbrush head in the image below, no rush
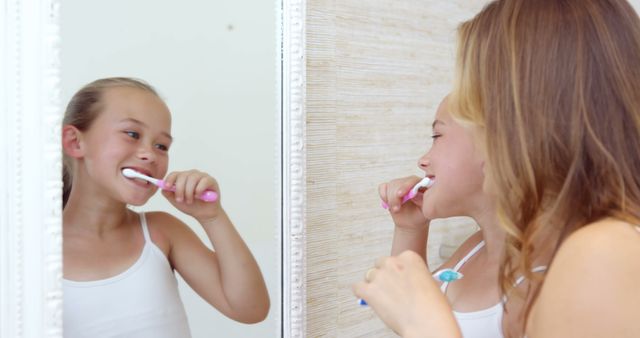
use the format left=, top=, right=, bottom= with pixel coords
left=382, top=176, right=435, bottom=209
left=121, top=168, right=138, bottom=178
left=407, top=177, right=434, bottom=198
left=121, top=168, right=160, bottom=186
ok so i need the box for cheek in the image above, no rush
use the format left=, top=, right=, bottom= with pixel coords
left=99, top=140, right=131, bottom=163
left=430, top=153, right=485, bottom=198
left=440, top=152, right=483, bottom=183
left=156, top=154, right=169, bottom=176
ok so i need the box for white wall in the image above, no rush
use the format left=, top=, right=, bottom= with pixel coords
left=61, top=1, right=279, bottom=337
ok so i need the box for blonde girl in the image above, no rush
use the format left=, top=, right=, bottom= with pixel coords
left=354, top=1, right=640, bottom=337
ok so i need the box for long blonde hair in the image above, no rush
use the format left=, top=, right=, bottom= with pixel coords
left=62, top=77, right=159, bottom=207
left=450, top=0, right=640, bottom=331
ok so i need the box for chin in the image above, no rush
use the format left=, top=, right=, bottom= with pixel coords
left=421, top=197, right=439, bottom=219
left=125, top=195, right=153, bottom=206
left=422, top=206, right=438, bottom=220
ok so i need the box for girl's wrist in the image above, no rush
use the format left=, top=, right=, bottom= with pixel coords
left=394, top=222, right=429, bottom=234
left=195, top=208, right=227, bottom=227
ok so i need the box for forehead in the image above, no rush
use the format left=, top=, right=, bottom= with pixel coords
left=434, top=97, right=452, bottom=123
left=99, top=86, right=172, bottom=127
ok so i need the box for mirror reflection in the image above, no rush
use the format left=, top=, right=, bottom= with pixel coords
left=60, top=1, right=279, bottom=337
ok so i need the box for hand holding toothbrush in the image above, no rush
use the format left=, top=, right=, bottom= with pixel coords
left=122, top=168, right=218, bottom=202
left=381, top=177, right=433, bottom=210
left=161, top=169, right=224, bottom=222
left=352, top=251, right=462, bottom=337
left=123, top=168, right=222, bottom=222
left=379, top=176, right=433, bottom=231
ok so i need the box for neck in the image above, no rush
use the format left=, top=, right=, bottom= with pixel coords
left=63, top=186, right=131, bottom=234
left=471, top=206, right=506, bottom=262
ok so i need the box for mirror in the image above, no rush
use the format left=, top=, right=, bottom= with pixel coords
left=59, top=0, right=279, bottom=337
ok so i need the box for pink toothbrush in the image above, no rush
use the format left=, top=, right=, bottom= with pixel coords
left=122, top=168, right=218, bottom=202
left=381, top=177, right=434, bottom=209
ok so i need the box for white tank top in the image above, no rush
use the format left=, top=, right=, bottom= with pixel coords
left=438, top=241, right=546, bottom=338
left=63, top=212, right=191, bottom=338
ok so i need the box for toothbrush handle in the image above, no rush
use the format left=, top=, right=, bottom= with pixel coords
left=381, top=191, right=416, bottom=209
left=158, top=181, right=219, bottom=202
left=356, top=269, right=460, bottom=308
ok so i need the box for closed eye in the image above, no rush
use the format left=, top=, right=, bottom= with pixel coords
left=431, top=133, right=442, bottom=140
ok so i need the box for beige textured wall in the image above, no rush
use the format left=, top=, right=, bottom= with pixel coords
left=306, top=1, right=489, bottom=336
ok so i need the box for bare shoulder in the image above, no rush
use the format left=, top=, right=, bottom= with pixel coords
left=550, top=219, right=640, bottom=274
left=529, top=218, right=640, bottom=337
left=565, top=218, right=640, bottom=251
left=145, top=211, right=188, bottom=231
left=143, top=211, right=198, bottom=248
left=549, top=218, right=640, bottom=292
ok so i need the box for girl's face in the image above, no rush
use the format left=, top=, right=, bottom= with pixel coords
left=76, top=86, right=173, bottom=205
left=417, top=97, right=487, bottom=219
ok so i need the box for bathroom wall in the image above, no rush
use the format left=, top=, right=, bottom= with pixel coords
left=305, top=1, right=490, bottom=336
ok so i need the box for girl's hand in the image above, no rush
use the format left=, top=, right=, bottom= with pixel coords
left=379, top=176, right=429, bottom=231
left=161, top=169, right=222, bottom=222
left=352, top=251, right=462, bottom=338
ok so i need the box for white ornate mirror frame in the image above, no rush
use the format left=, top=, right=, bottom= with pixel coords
left=1, top=0, right=62, bottom=337
left=281, top=0, right=306, bottom=336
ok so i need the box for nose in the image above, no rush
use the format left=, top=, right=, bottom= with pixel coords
left=418, top=152, right=430, bottom=172
left=137, top=144, right=156, bottom=162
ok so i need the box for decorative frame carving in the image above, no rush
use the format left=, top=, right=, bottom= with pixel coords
left=281, top=0, right=306, bottom=336
left=0, top=0, right=62, bottom=337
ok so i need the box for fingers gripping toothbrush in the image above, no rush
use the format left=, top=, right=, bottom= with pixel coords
left=381, top=177, right=434, bottom=209
left=357, top=269, right=462, bottom=306
left=122, top=168, right=218, bottom=202
left=358, top=177, right=439, bottom=306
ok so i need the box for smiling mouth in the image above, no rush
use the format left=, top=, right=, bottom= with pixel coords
left=122, top=168, right=152, bottom=186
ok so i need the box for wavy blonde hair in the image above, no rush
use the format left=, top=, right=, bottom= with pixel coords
left=450, top=0, right=640, bottom=332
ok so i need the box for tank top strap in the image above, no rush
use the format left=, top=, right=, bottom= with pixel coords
left=500, top=266, right=547, bottom=304
left=440, top=240, right=485, bottom=293
left=139, top=212, right=151, bottom=243
left=513, top=265, right=547, bottom=286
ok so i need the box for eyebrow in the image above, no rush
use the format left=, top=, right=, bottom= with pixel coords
left=432, top=119, right=445, bottom=129
left=119, top=118, right=173, bottom=140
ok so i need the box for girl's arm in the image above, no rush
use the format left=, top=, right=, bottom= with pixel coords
left=157, top=170, right=269, bottom=323
left=155, top=211, right=270, bottom=324
left=390, top=222, right=429, bottom=259
left=527, top=219, right=640, bottom=337
left=380, top=176, right=430, bottom=261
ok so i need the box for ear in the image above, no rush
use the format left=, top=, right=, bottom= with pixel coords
left=62, top=125, right=85, bottom=159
